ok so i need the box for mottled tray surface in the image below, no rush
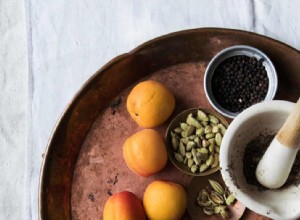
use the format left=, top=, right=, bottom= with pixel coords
left=39, top=28, right=300, bottom=220
left=72, top=63, right=206, bottom=219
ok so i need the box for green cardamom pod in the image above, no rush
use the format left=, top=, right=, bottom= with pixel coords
left=199, top=164, right=209, bottom=172
left=197, top=110, right=209, bottom=122
left=214, top=205, right=227, bottom=214
left=185, top=152, right=192, bottom=159
left=209, top=144, right=215, bottom=153
left=209, top=115, right=219, bottom=124
left=203, top=207, right=214, bottom=215
left=198, top=189, right=209, bottom=202
left=171, top=137, right=179, bottom=151
left=211, top=154, right=219, bottom=168
left=191, top=149, right=200, bottom=165
left=179, top=142, right=186, bottom=156
left=181, top=130, right=187, bottom=138
left=212, top=125, right=219, bottom=133
left=202, top=140, right=209, bottom=148
left=198, top=148, right=209, bottom=155
left=191, top=164, right=199, bottom=173
left=183, top=157, right=188, bottom=165
left=206, top=154, right=214, bottom=166
left=186, top=141, right=195, bottom=151
left=187, top=125, right=196, bottom=136
left=187, top=135, right=196, bottom=140
left=170, top=131, right=177, bottom=138
left=215, top=146, right=220, bottom=153
left=194, top=136, right=201, bottom=147
left=208, top=179, right=225, bottom=194
left=218, top=123, right=227, bottom=136
left=204, top=125, right=212, bottom=134
left=180, top=122, right=189, bottom=130
left=208, top=138, right=216, bottom=145
left=180, top=137, right=188, bottom=145
left=202, top=121, right=208, bottom=126
left=174, top=153, right=184, bottom=163
left=215, top=132, right=222, bottom=146
left=196, top=127, right=205, bottom=136
left=209, top=191, right=224, bottom=205
left=187, top=158, right=194, bottom=168
left=186, top=113, right=202, bottom=128
left=173, top=127, right=183, bottom=134
left=225, top=193, right=236, bottom=206
left=205, top=133, right=215, bottom=139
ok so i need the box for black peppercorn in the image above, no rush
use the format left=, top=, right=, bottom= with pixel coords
left=212, top=55, right=269, bottom=113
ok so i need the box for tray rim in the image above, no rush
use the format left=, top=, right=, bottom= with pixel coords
left=38, top=27, right=300, bottom=220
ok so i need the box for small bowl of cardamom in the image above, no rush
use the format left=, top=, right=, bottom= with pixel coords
left=165, top=108, right=229, bottom=176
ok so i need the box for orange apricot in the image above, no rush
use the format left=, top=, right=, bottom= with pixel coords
left=103, top=191, right=146, bottom=220
left=123, top=129, right=167, bottom=177
left=143, top=180, right=187, bottom=220
left=127, top=80, right=175, bottom=128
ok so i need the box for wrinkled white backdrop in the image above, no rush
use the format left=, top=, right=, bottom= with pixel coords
left=1, top=0, right=300, bottom=219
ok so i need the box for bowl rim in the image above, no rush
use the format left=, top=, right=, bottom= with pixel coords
left=219, top=100, right=299, bottom=219
left=204, top=45, right=278, bottom=119
left=165, top=107, right=229, bottom=176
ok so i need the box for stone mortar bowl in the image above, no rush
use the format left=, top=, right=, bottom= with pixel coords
left=220, top=100, right=300, bottom=220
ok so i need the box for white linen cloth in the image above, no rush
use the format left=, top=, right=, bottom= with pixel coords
left=1, top=0, right=300, bottom=219
left=0, top=0, right=27, bottom=219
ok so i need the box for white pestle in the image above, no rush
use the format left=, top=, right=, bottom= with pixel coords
left=256, top=98, right=300, bottom=189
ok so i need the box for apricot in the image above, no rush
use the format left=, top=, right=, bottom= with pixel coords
left=103, top=191, right=146, bottom=220
left=123, top=129, right=167, bottom=177
left=127, top=80, right=175, bottom=128
left=143, top=180, right=187, bottom=220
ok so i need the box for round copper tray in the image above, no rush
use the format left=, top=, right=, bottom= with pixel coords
left=39, top=28, right=300, bottom=220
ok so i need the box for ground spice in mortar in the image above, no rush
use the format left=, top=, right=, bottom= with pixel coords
left=243, top=132, right=300, bottom=191
left=212, top=55, right=268, bottom=113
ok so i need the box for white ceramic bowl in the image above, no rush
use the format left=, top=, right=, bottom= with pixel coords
left=220, top=100, right=300, bottom=220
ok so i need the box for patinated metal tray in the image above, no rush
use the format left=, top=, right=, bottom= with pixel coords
left=39, top=28, right=300, bottom=220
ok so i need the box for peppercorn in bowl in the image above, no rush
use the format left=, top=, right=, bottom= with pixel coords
left=204, top=45, right=278, bottom=118
left=165, top=108, right=228, bottom=176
